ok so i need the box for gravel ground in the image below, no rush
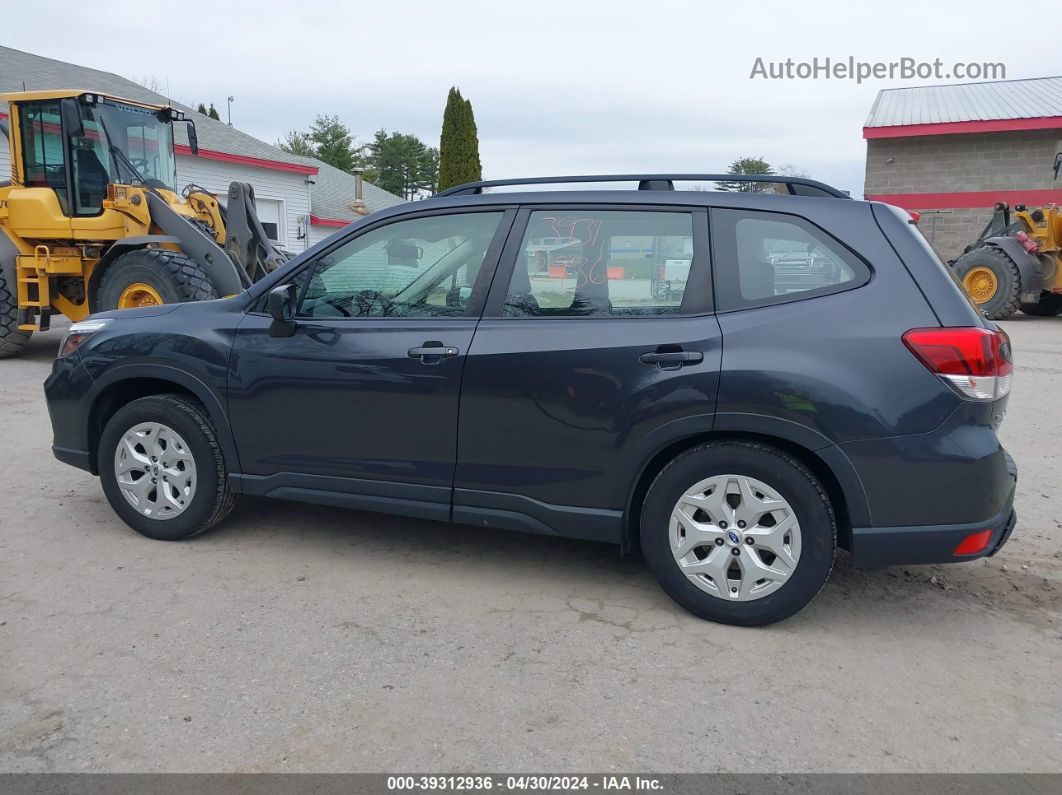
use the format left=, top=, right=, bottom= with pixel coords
left=0, top=315, right=1059, bottom=773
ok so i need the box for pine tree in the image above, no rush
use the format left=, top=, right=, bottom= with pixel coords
left=307, top=114, right=361, bottom=173
left=207, top=103, right=220, bottom=121
left=196, top=103, right=208, bottom=115
left=438, top=87, right=482, bottom=191
left=717, top=157, right=774, bottom=192
left=277, top=130, right=316, bottom=157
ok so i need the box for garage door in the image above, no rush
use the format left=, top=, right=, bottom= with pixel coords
left=254, top=198, right=284, bottom=245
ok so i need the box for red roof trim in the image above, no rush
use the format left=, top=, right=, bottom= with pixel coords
left=865, top=189, right=1062, bottom=210
left=174, top=144, right=318, bottom=174
left=864, top=116, right=1062, bottom=139
left=309, top=213, right=349, bottom=227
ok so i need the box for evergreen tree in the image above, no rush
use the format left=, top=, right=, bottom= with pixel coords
left=365, top=130, right=439, bottom=200
left=207, top=103, right=221, bottom=121
left=277, top=130, right=316, bottom=157
left=717, top=157, right=774, bottom=192
left=307, top=114, right=361, bottom=173
left=196, top=103, right=208, bottom=115
left=438, top=87, right=483, bottom=191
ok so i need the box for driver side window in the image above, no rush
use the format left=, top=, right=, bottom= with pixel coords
left=299, top=212, right=503, bottom=319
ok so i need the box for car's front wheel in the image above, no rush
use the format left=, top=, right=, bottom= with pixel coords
left=98, top=394, right=236, bottom=540
left=640, top=441, right=835, bottom=626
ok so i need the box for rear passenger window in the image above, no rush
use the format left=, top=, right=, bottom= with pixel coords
left=712, top=209, right=869, bottom=311
left=503, top=210, right=696, bottom=316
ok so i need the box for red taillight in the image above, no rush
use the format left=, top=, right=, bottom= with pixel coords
left=954, top=529, right=993, bottom=555
left=908, top=211, right=921, bottom=224
left=902, top=327, right=1013, bottom=401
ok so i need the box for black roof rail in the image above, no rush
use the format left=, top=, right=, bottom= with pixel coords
left=435, top=174, right=850, bottom=199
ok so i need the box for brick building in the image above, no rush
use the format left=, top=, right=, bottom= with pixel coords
left=863, top=77, right=1062, bottom=261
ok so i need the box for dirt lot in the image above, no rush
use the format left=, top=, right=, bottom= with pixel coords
left=0, top=316, right=1059, bottom=773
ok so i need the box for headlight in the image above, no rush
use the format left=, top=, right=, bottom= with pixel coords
left=59, top=318, right=112, bottom=358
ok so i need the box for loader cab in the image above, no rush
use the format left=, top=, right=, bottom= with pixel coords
left=4, top=91, right=189, bottom=218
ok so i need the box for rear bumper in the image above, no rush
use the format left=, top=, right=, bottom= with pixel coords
left=848, top=451, right=1017, bottom=566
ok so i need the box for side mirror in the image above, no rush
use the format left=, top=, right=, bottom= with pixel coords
left=1054, top=152, right=1061, bottom=181
left=186, top=121, right=199, bottom=156
left=267, top=283, right=297, bottom=337
left=60, top=98, right=84, bottom=139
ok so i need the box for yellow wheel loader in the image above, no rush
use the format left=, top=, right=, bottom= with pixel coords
left=0, top=90, right=288, bottom=358
left=950, top=152, right=1062, bottom=320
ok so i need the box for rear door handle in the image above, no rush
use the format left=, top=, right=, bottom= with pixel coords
left=408, top=342, right=459, bottom=362
left=639, top=350, right=703, bottom=368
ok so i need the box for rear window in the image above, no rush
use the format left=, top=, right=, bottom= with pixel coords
left=711, top=208, right=870, bottom=311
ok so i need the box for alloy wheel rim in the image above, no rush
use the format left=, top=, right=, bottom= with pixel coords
left=669, top=474, right=801, bottom=601
left=114, top=422, right=196, bottom=520
left=117, top=283, right=164, bottom=309
left=962, top=267, right=997, bottom=304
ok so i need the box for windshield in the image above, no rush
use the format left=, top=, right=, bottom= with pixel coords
left=80, top=100, right=177, bottom=192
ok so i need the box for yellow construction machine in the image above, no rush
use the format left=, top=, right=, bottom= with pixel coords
left=950, top=152, right=1062, bottom=319
left=0, top=90, right=288, bottom=357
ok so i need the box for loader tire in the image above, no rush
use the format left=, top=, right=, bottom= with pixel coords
left=95, top=248, right=219, bottom=312
left=0, top=267, right=31, bottom=359
left=1020, top=293, right=1062, bottom=317
left=952, top=246, right=1021, bottom=320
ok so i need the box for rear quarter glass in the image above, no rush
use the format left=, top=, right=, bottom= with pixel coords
left=870, top=203, right=986, bottom=328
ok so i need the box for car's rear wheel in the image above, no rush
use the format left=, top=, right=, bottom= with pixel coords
left=640, top=441, right=835, bottom=626
left=98, top=394, right=236, bottom=540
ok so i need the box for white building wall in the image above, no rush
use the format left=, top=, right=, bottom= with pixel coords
left=176, top=155, right=312, bottom=252
left=307, top=223, right=349, bottom=248
left=0, top=139, right=10, bottom=182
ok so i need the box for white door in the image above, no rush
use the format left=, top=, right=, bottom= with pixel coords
left=254, top=198, right=284, bottom=246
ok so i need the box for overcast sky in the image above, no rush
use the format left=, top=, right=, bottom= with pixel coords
left=6, top=0, right=1058, bottom=197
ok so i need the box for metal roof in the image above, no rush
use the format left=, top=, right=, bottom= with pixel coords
left=865, top=76, right=1062, bottom=128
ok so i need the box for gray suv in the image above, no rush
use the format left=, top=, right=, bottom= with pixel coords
left=44, top=174, right=1018, bottom=626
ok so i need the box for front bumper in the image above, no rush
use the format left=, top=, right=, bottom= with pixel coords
left=848, top=451, right=1017, bottom=566
left=44, top=354, right=96, bottom=474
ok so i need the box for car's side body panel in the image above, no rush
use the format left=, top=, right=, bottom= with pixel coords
left=42, top=185, right=1018, bottom=569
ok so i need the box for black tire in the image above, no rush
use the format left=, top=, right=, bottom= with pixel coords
left=640, top=441, right=835, bottom=626
left=95, top=248, right=218, bottom=312
left=0, top=266, right=31, bottom=359
left=951, top=246, right=1021, bottom=320
left=1020, top=293, right=1062, bottom=317
left=98, top=394, right=237, bottom=541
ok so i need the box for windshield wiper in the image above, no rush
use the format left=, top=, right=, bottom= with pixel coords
left=96, top=114, right=148, bottom=186
left=108, top=143, right=147, bottom=186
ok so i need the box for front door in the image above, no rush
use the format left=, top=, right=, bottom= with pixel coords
left=228, top=208, right=512, bottom=519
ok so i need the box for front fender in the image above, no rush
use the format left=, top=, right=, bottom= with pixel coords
left=85, top=362, right=242, bottom=478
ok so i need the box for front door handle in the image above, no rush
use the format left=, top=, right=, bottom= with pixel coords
left=408, top=342, right=459, bottom=363
left=639, top=350, right=703, bottom=369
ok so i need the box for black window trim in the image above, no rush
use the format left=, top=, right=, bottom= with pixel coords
left=482, top=203, right=713, bottom=320
left=707, top=206, right=874, bottom=314
left=248, top=205, right=518, bottom=321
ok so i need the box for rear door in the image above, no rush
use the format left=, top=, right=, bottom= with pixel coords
left=454, top=205, right=722, bottom=542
